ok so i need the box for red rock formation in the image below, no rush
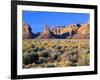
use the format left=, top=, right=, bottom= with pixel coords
left=37, top=24, right=54, bottom=39
left=77, top=24, right=89, bottom=34
left=73, top=24, right=90, bottom=39
left=22, top=22, right=89, bottom=39
left=22, top=23, right=35, bottom=39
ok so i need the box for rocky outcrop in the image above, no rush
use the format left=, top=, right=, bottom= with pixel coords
left=22, top=23, right=36, bottom=39
left=77, top=24, right=89, bottom=34
left=22, top=22, right=89, bottom=39
left=50, top=25, right=78, bottom=36
left=37, top=24, right=55, bottom=39
left=72, top=24, right=90, bottom=39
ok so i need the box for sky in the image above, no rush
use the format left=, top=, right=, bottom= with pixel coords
left=22, top=11, right=89, bottom=33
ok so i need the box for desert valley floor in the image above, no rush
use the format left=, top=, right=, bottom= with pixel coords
left=23, top=39, right=90, bottom=68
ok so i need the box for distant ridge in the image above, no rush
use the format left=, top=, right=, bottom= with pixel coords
left=22, top=22, right=89, bottom=39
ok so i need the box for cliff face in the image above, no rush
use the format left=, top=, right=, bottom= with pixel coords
left=72, top=24, right=90, bottom=39
left=49, top=24, right=89, bottom=39
left=77, top=24, right=89, bottom=34
left=22, top=22, right=89, bottom=39
left=50, top=24, right=79, bottom=36
left=22, top=23, right=36, bottom=39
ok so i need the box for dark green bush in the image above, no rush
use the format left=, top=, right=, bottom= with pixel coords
left=38, top=57, right=49, bottom=64
left=38, top=47, right=45, bottom=51
left=38, top=57, right=44, bottom=64
left=51, top=53, right=59, bottom=60
left=23, top=52, right=39, bottom=65
left=40, top=51, right=50, bottom=58
left=31, top=44, right=35, bottom=48
left=52, top=54, right=58, bottom=60
left=32, top=47, right=39, bottom=52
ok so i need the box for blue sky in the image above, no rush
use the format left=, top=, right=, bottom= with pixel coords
left=22, top=11, right=89, bottom=33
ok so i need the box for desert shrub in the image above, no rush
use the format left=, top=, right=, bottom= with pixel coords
left=61, top=52, right=69, bottom=60
left=32, top=47, right=39, bottom=52
left=51, top=45, right=61, bottom=50
left=25, top=48, right=35, bottom=53
left=64, top=60, right=70, bottom=66
left=23, top=52, right=39, bottom=65
left=32, top=46, right=45, bottom=52
left=38, top=57, right=49, bottom=64
left=67, top=49, right=78, bottom=66
left=23, top=41, right=32, bottom=50
left=69, top=53, right=78, bottom=62
left=40, top=51, right=50, bottom=58
left=51, top=53, right=59, bottom=60
left=77, top=53, right=89, bottom=66
left=27, top=50, right=31, bottom=53
left=37, top=51, right=42, bottom=56
left=23, top=49, right=26, bottom=53
left=38, top=46, right=45, bottom=51
left=72, top=45, right=78, bottom=49
left=59, top=50, right=64, bottom=54
left=44, top=43, right=48, bottom=46
left=56, top=46, right=62, bottom=50
left=38, top=57, right=45, bottom=64
left=52, top=51, right=62, bottom=55
left=31, top=44, right=35, bottom=48
left=51, top=45, right=56, bottom=49
left=50, top=51, right=62, bottom=62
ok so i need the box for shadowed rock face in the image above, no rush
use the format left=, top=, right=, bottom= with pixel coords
left=22, top=23, right=36, bottom=39
left=22, top=23, right=90, bottom=39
